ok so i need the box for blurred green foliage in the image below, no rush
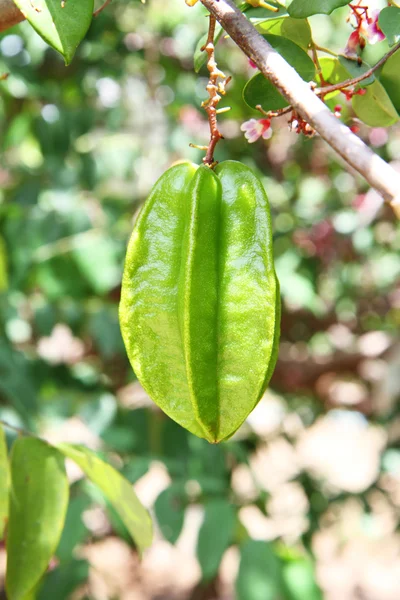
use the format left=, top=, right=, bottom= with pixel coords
left=0, top=0, right=400, bottom=598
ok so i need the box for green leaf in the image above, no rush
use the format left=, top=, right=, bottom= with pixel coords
left=242, top=2, right=287, bottom=19
left=0, top=340, right=37, bottom=424
left=319, top=57, right=348, bottom=84
left=38, top=559, right=89, bottom=600
left=338, top=56, right=375, bottom=86
left=379, top=7, right=400, bottom=46
left=12, top=0, right=94, bottom=65
left=318, top=57, right=349, bottom=99
left=154, top=484, right=186, bottom=545
left=55, top=444, right=153, bottom=554
left=243, top=35, right=316, bottom=111
left=352, top=79, right=399, bottom=127
left=0, top=425, right=9, bottom=540
left=283, top=559, right=323, bottom=600
left=288, top=0, right=351, bottom=18
left=6, top=438, right=69, bottom=600
left=256, top=17, right=311, bottom=49
left=0, top=236, right=8, bottom=292
left=56, top=495, right=91, bottom=562
left=194, top=25, right=223, bottom=73
left=380, top=49, right=400, bottom=112
left=197, top=499, right=236, bottom=581
left=72, top=232, right=121, bottom=295
left=317, top=57, right=374, bottom=103
left=236, top=541, right=284, bottom=600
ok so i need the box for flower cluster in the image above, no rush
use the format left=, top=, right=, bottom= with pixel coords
left=240, top=3, right=387, bottom=144
left=344, top=4, right=385, bottom=59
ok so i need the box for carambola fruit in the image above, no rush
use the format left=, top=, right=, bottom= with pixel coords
left=119, top=160, right=280, bottom=443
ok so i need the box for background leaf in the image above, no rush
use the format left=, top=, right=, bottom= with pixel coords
left=72, top=233, right=121, bottom=295
left=56, top=494, right=91, bottom=562
left=0, top=424, right=9, bottom=540
left=56, top=443, right=153, bottom=554
left=6, top=438, right=69, bottom=600
left=378, top=7, right=400, bottom=46
left=288, top=0, right=351, bottom=18
left=38, top=559, right=89, bottom=600
left=380, top=49, right=400, bottom=112
left=12, top=0, right=94, bottom=64
left=282, top=558, right=323, bottom=600
left=197, top=499, right=236, bottom=581
left=154, top=484, right=186, bottom=544
left=236, top=541, right=284, bottom=600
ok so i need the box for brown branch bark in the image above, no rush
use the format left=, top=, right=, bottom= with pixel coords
left=200, top=0, right=400, bottom=218
left=0, top=0, right=24, bottom=33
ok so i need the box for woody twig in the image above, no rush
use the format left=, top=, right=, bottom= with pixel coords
left=200, top=14, right=231, bottom=166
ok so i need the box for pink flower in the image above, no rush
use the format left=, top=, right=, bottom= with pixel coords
left=344, top=30, right=363, bottom=58
left=345, top=7, right=385, bottom=57
left=360, top=9, right=385, bottom=44
left=248, top=58, right=258, bottom=69
left=241, top=118, right=272, bottom=143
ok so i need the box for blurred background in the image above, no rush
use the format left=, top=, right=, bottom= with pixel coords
left=0, top=0, right=399, bottom=598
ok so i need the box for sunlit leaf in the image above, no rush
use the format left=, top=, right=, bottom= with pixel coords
left=318, top=57, right=349, bottom=99
left=352, top=80, right=399, bottom=127
left=6, top=438, right=69, bottom=600
left=12, top=0, right=94, bottom=64
left=0, top=236, right=8, bottom=292
left=56, top=443, right=153, bottom=554
left=256, top=17, right=311, bottom=49
left=283, top=558, right=323, bottom=600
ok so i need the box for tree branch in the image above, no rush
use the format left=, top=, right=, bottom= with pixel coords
left=315, top=40, right=400, bottom=96
left=200, top=0, right=400, bottom=217
left=0, top=0, right=24, bottom=33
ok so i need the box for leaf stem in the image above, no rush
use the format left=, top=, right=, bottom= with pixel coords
left=313, top=44, right=338, bottom=57
left=0, top=420, right=35, bottom=438
left=93, top=0, right=113, bottom=18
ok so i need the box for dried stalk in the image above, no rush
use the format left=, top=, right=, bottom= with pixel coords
left=201, top=15, right=230, bottom=166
